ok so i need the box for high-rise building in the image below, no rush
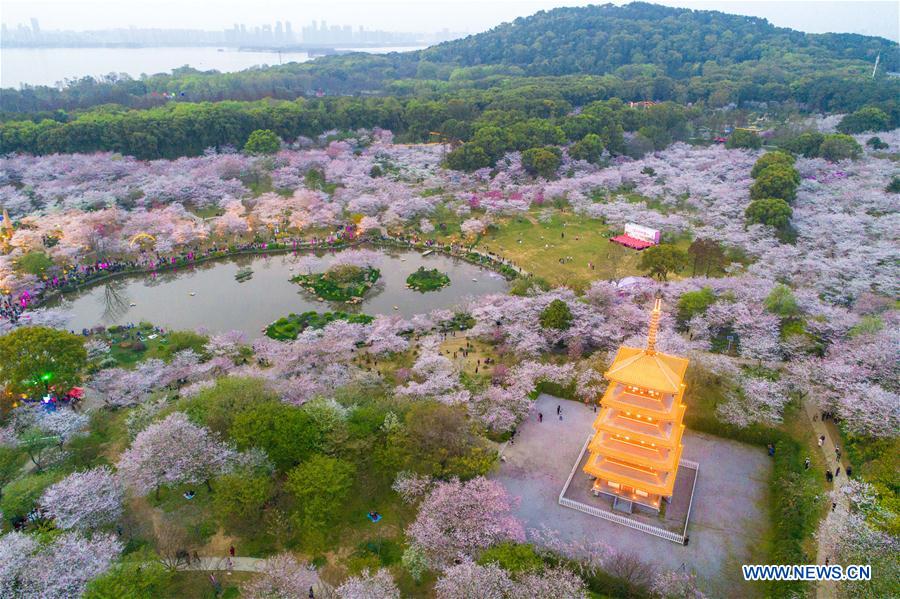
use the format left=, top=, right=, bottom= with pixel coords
left=583, top=298, right=689, bottom=513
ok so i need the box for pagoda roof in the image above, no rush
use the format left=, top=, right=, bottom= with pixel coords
left=605, top=346, right=689, bottom=394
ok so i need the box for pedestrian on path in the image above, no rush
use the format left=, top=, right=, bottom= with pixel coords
left=826, top=469, right=833, bottom=483
left=832, top=502, right=836, bottom=512
left=835, top=446, right=841, bottom=459
left=557, top=404, right=561, bottom=415
left=538, top=412, right=543, bottom=423
left=818, top=435, right=825, bottom=447
left=229, top=545, right=235, bottom=557
left=846, top=466, right=852, bottom=478
left=804, top=457, right=810, bottom=470
left=835, top=466, right=841, bottom=477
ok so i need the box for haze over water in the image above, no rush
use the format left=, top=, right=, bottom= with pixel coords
left=1, top=45, right=424, bottom=88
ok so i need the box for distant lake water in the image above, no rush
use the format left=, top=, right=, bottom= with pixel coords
left=0, top=45, right=425, bottom=88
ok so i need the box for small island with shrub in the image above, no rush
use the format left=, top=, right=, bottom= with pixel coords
left=405, top=267, right=451, bottom=292
left=265, top=311, right=374, bottom=340
left=291, top=264, right=381, bottom=302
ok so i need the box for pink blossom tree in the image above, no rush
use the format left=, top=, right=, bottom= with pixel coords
left=407, top=477, right=525, bottom=567
left=335, top=568, right=401, bottom=599
left=241, top=554, right=319, bottom=599
left=434, top=560, right=514, bottom=599
left=117, top=412, right=236, bottom=498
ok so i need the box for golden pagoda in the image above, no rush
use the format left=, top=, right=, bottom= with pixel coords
left=0, top=207, right=13, bottom=253
left=583, top=297, right=689, bottom=512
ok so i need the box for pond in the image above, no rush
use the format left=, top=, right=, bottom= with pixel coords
left=46, top=248, right=508, bottom=337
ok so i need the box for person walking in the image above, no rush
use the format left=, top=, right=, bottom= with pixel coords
left=804, top=457, right=810, bottom=470
left=557, top=405, right=561, bottom=415
left=229, top=545, right=235, bottom=558
left=835, top=466, right=841, bottom=477
left=818, top=435, right=825, bottom=447
left=826, top=469, right=833, bottom=483
left=538, top=412, right=543, bottom=423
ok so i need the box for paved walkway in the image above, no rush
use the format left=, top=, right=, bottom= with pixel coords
left=183, top=556, right=266, bottom=572
left=181, top=557, right=331, bottom=595
left=494, top=394, right=770, bottom=597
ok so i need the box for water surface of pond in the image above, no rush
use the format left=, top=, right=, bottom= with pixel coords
left=47, top=249, right=508, bottom=337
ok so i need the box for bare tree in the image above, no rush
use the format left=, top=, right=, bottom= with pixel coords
left=155, top=521, right=196, bottom=572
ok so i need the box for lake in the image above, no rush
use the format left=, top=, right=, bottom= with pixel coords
left=45, top=248, right=508, bottom=337
left=0, top=45, right=424, bottom=88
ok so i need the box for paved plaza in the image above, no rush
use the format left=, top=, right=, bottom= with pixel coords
left=492, top=394, right=772, bottom=593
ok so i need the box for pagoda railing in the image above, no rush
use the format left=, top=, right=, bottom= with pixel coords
left=559, top=436, right=698, bottom=545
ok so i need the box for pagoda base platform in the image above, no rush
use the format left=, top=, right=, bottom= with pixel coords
left=560, top=435, right=699, bottom=544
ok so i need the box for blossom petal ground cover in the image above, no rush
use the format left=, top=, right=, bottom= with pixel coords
left=0, top=123, right=897, bottom=599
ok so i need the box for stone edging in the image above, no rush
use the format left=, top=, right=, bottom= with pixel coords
left=558, top=435, right=700, bottom=545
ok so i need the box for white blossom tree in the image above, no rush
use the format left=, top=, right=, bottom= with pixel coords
left=335, top=568, right=400, bottom=599
left=40, top=466, right=124, bottom=531
left=241, top=553, right=319, bottom=599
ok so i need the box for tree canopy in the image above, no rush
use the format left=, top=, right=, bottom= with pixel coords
left=0, top=327, right=87, bottom=398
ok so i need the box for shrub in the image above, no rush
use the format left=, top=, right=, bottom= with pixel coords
left=213, top=472, right=274, bottom=524
left=749, top=164, right=799, bottom=203
left=726, top=129, right=762, bottom=149
left=750, top=151, right=795, bottom=178
left=521, top=146, right=562, bottom=178
left=819, top=134, right=862, bottom=162
left=477, top=542, right=543, bottom=573
left=243, top=129, right=281, bottom=155
left=837, top=106, right=890, bottom=134
left=230, top=402, right=324, bottom=472
left=676, top=287, right=716, bottom=326
left=286, top=455, right=355, bottom=536
left=745, top=198, right=793, bottom=231
left=539, top=299, right=573, bottom=330
left=1, top=471, right=62, bottom=522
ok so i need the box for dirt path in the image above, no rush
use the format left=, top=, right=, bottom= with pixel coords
left=802, top=398, right=848, bottom=599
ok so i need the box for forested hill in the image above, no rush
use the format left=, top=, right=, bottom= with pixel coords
left=420, top=2, right=898, bottom=76
left=1, top=1, right=898, bottom=118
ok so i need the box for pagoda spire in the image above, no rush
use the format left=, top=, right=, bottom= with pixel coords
left=646, top=297, right=662, bottom=354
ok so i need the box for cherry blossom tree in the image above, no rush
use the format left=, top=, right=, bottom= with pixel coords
left=434, top=560, right=514, bottom=599
left=117, top=412, right=236, bottom=498
left=716, top=376, right=790, bottom=428
left=434, top=559, right=586, bottom=599
left=392, top=471, right=434, bottom=503
left=651, top=570, right=707, bottom=599
left=335, top=568, right=401, bottom=599
left=40, top=466, right=124, bottom=531
left=4, top=532, right=122, bottom=599
left=0, top=531, right=37, bottom=598
left=460, top=217, right=487, bottom=238
left=241, top=554, right=319, bottom=599
left=407, top=476, right=525, bottom=567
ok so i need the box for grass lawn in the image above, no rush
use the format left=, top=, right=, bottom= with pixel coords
left=163, top=570, right=255, bottom=598
left=188, top=206, right=226, bottom=220
left=475, top=209, right=646, bottom=291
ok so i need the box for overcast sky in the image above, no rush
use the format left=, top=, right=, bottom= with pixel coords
left=3, top=0, right=898, bottom=40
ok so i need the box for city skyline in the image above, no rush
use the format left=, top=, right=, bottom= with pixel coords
left=2, top=18, right=464, bottom=48
left=3, top=1, right=898, bottom=41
